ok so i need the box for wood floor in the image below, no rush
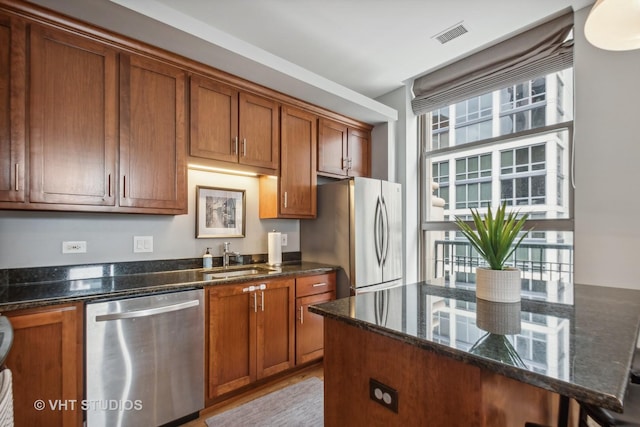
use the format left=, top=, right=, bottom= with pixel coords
left=181, top=363, right=324, bottom=426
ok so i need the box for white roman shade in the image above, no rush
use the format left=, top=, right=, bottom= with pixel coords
left=411, top=10, right=574, bottom=115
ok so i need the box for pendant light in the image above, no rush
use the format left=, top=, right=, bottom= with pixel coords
left=584, top=0, right=640, bottom=51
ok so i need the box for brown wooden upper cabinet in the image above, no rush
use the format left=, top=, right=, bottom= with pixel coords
left=318, top=117, right=371, bottom=178
left=0, top=15, right=187, bottom=214
left=259, top=105, right=317, bottom=219
left=190, top=75, right=279, bottom=171
left=29, top=24, right=118, bottom=207
left=119, top=53, right=187, bottom=213
left=0, top=12, right=25, bottom=203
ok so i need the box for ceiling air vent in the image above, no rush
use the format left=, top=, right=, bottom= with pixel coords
left=433, top=22, right=468, bottom=44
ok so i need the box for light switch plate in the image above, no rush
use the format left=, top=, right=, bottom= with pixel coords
left=134, top=236, right=153, bottom=253
left=281, top=233, right=288, bottom=247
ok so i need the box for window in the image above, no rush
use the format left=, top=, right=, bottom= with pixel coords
left=557, top=145, right=564, bottom=206
left=500, top=144, right=546, bottom=206
left=455, top=154, right=492, bottom=209
left=455, top=94, right=493, bottom=144
left=432, top=161, right=450, bottom=208
left=432, top=107, right=450, bottom=150
left=421, top=69, right=574, bottom=304
left=500, top=78, right=547, bottom=135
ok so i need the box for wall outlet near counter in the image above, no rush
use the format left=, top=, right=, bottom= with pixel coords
left=281, top=233, right=288, bottom=247
left=62, top=241, right=87, bottom=254
left=134, top=236, right=153, bottom=253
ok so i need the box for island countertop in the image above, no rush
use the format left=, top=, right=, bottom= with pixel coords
left=310, top=282, right=640, bottom=413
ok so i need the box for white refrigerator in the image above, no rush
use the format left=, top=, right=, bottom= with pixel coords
left=301, top=177, right=403, bottom=298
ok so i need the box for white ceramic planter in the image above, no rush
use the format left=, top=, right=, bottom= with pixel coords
left=475, top=267, right=521, bottom=303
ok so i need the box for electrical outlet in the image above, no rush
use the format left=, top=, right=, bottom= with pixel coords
left=133, top=236, right=153, bottom=253
left=369, top=378, right=398, bottom=413
left=281, top=233, right=288, bottom=247
left=62, top=241, right=87, bottom=254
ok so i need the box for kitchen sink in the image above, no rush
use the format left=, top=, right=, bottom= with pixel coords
left=203, top=266, right=277, bottom=280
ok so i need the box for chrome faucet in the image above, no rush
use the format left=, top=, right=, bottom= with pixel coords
left=222, top=241, right=240, bottom=268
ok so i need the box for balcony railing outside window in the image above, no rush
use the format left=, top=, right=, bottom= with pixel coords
left=432, top=239, right=573, bottom=302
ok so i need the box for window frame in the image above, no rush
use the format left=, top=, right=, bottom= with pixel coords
left=419, top=118, right=575, bottom=288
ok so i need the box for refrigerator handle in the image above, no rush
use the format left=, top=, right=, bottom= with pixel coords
left=381, top=196, right=390, bottom=266
left=374, top=196, right=382, bottom=265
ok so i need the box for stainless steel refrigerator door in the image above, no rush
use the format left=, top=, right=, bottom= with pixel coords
left=351, top=177, right=383, bottom=288
left=381, top=180, right=403, bottom=283
left=85, top=289, right=204, bottom=427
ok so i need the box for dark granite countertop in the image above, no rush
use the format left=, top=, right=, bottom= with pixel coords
left=310, top=282, right=640, bottom=413
left=0, top=261, right=337, bottom=312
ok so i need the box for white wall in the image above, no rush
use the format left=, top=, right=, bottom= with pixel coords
left=573, top=7, right=640, bottom=290
left=0, top=170, right=299, bottom=269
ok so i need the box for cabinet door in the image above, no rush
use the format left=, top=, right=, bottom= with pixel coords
left=29, top=24, right=117, bottom=206
left=256, top=278, right=295, bottom=379
left=347, top=127, right=371, bottom=177
left=317, top=118, right=347, bottom=177
left=6, top=303, right=82, bottom=427
left=239, top=92, right=279, bottom=170
left=0, top=13, right=25, bottom=203
left=190, top=75, right=238, bottom=163
left=280, top=106, right=317, bottom=217
left=296, top=291, right=335, bottom=365
left=207, top=285, right=256, bottom=400
left=120, top=53, right=187, bottom=212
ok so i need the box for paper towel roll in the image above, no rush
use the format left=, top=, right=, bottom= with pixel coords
left=268, top=232, right=282, bottom=266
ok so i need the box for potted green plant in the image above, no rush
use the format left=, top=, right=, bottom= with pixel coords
left=455, top=202, right=529, bottom=302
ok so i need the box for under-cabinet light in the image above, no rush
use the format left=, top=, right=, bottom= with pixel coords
left=188, top=163, right=258, bottom=177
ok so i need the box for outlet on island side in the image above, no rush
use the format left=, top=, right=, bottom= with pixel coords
left=369, top=378, right=398, bottom=413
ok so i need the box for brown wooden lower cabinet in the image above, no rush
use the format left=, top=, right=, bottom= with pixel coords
left=207, top=278, right=295, bottom=403
left=323, top=317, right=559, bottom=427
left=295, top=272, right=336, bottom=365
left=5, top=303, right=83, bottom=427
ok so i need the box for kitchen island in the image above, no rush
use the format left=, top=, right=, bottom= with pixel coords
left=310, top=282, right=640, bottom=426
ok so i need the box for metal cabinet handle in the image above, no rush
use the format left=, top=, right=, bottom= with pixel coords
left=312, top=282, right=327, bottom=287
left=123, top=175, right=126, bottom=198
left=15, top=164, right=19, bottom=191
left=242, top=138, right=247, bottom=157
left=96, top=300, right=200, bottom=321
left=233, top=137, right=238, bottom=155
left=261, top=291, right=265, bottom=311
left=300, top=306, right=304, bottom=324
left=253, top=292, right=257, bottom=313
left=284, top=191, right=288, bottom=208
left=108, top=173, right=111, bottom=197
left=381, top=196, right=390, bottom=266
left=374, top=197, right=382, bottom=265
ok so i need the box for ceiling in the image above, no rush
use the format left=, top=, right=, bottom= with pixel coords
left=29, top=0, right=594, bottom=123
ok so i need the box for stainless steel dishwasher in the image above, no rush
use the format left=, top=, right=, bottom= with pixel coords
left=85, top=288, right=204, bottom=427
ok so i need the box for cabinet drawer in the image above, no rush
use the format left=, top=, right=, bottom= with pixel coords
left=296, top=273, right=336, bottom=298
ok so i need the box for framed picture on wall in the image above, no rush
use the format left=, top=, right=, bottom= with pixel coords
left=196, top=186, right=246, bottom=238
